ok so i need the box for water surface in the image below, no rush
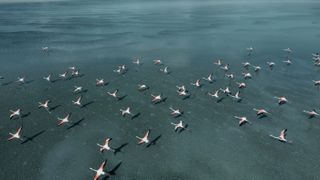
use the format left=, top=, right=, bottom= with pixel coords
left=0, top=0, right=320, bottom=179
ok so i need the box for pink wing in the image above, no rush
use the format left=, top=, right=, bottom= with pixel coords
left=99, top=161, right=106, bottom=171
left=280, top=129, right=287, bottom=139
left=57, top=121, right=64, bottom=126
left=94, top=174, right=99, bottom=180
left=7, top=135, right=14, bottom=141
left=137, top=139, right=145, bottom=145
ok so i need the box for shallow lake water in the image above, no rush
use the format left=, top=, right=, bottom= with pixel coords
left=0, top=0, right=320, bottom=179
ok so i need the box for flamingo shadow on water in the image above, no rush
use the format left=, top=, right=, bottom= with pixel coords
left=81, top=101, right=95, bottom=108
left=49, top=104, right=62, bottom=112
left=146, top=135, right=162, bottom=148
left=21, top=112, right=31, bottom=119
left=117, top=94, right=127, bottom=101
left=102, top=161, right=123, bottom=179
left=21, top=130, right=46, bottom=144
left=67, top=118, right=85, bottom=130
left=131, top=112, right=141, bottom=120
left=113, top=143, right=129, bottom=155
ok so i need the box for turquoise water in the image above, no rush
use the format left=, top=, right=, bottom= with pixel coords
left=1, top=0, right=320, bottom=179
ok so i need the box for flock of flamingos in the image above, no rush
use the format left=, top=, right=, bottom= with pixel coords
left=2, top=46, right=320, bottom=179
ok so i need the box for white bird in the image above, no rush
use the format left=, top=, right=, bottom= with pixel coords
left=69, top=66, right=76, bottom=71
left=283, top=59, right=292, bottom=65
left=133, top=58, right=141, bottom=65
left=151, top=94, right=162, bottom=103
left=16, top=77, right=25, bottom=84
left=208, top=90, right=220, bottom=98
left=169, top=107, right=183, bottom=117
left=59, top=71, right=68, bottom=79
left=283, top=48, right=292, bottom=53
left=242, top=72, right=252, bottom=79
left=72, top=96, right=82, bottom=107
left=313, top=59, right=320, bottom=65
left=138, top=84, right=149, bottom=91
left=10, top=109, right=21, bottom=119
left=313, top=80, right=320, bottom=86
left=171, top=120, right=188, bottom=131
left=220, top=64, right=230, bottom=71
left=177, top=90, right=190, bottom=97
left=38, top=100, right=50, bottom=112
left=136, top=130, right=150, bottom=144
left=214, top=59, right=222, bottom=66
left=160, top=66, right=170, bottom=74
left=89, top=160, right=109, bottom=180
left=107, top=89, right=119, bottom=99
left=43, top=74, right=51, bottom=82
left=267, top=62, right=275, bottom=69
left=96, top=79, right=105, bottom=86
left=202, top=73, right=214, bottom=83
left=251, top=65, right=261, bottom=72
left=313, top=55, right=320, bottom=62
left=8, top=127, right=23, bottom=141
left=220, top=87, right=231, bottom=94
left=274, top=96, right=288, bottom=105
left=97, top=138, right=114, bottom=153
left=57, top=113, right=71, bottom=126
left=119, top=64, right=127, bottom=70
left=312, top=53, right=319, bottom=58
left=113, top=68, right=122, bottom=74
left=113, top=65, right=127, bottom=75
left=242, top=62, right=251, bottom=68
left=234, top=116, right=250, bottom=126
left=253, top=108, right=271, bottom=116
left=120, top=107, right=133, bottom=117
left=236, top=82, right=246, bottom=89
left=270, top=129, right=292, bottom=143
left=74, top=86, right=83, bottom=93
left=229, top=91, right=241, bottom=101
left=42, top=46, right=49, bottom=52
left=153, top=59, right=162, bottom=65
left=190, top=79, right=201, bottom=87
left=303, top=109, right=319, bottom=118
left=71, top=70, right=80, bottom=77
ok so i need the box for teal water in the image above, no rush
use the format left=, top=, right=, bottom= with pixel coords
left=1, top=0, right=320, bottom=179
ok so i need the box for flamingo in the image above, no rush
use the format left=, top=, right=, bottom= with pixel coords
left=10, top=109, right=21, bottom=119
left=303, top=109, right=319, bottom=118
left=270, top=129, right=292, bottom=143
left=253, top=108, right=271, bottom=116
left=97, top=138, right=115, bottom=153
left=171, top=121, right=189, bottom=131
left=89, top=160, right=109, bottom=180
left=57, top=113, right=71, bottom=126
left=169, top=107, right=183, bottom=117
left=8, top=127, right=23, bottom=141
left=136, top=130, right=150, bottom=145
left=234, top=116, right=250, bottom=126
left=208, top=90, right=220, bottom=99
left=274, top=96, right=288, bottom=105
